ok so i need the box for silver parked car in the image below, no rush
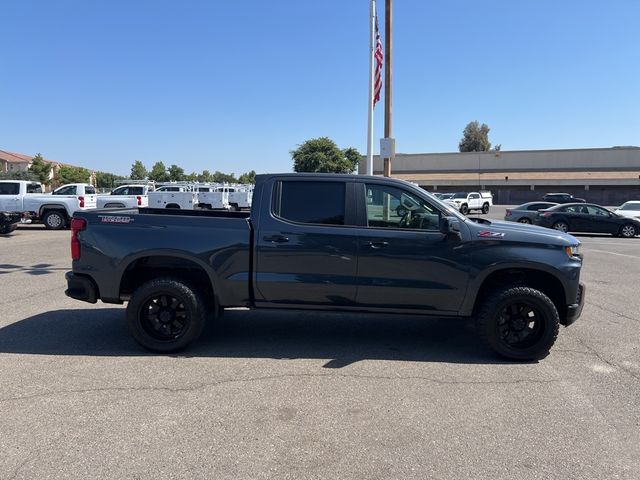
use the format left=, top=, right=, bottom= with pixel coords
left=504, top=202, right=558, bottom=224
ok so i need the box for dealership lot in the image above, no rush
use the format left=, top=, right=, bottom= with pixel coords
left=1, top=218, right=639, bottom=479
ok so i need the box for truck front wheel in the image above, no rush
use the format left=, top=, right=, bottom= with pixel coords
left=476, top=286, right=560, bottom=361
left=42, top=210, right=67, bottom=230
left=482, top=203, right=490, bottom=214
left=460, top=204, right=469, bottom=215
left=126, top=277, right=207, bottom=353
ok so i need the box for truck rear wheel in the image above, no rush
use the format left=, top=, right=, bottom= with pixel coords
left=476, top=286, right=559, bottom=361
left=42, top=210, right=67, bottom=230
left=126, top=277, right=207, bottom=353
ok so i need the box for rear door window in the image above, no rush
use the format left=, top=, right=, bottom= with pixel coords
left=53, top=185, right=77, bottom=195
left=0, top=183, right=19, bottom=195
left=274, top=181, right=345, bottom=225
left=26, top=183, right=43, bottom=193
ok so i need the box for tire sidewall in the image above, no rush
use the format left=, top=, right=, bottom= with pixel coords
left=126, top=278, right=206, bottom=353
left=460, top=204, right=469, bottom=215
left=43, top=211, right=66, bottom=230
left=482, top=203, right=490, bottom=214
left=620, top=224, right=637, bottom=238
left=478, top=287, right=560, bottom=361
left=553, top=221, right=568, bottom=233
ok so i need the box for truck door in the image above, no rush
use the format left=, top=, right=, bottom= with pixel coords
left=354, top=182, right=469, bottom=313
left=468, top=193, right=480, bottom=209
left=254, top=180, right=358, bottom=306
left=0, top=182, right=21, bottom=212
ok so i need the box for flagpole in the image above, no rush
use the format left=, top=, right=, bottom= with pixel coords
left=366, top=0, right=376, bottom=176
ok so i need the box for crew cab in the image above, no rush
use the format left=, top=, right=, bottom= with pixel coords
left=66, top=174, right=585, bottom=361
left=97, top=184, right=152, bottom=209
left=0, top=180, right=96, bottom=229
left=444, top=191, right=493, bottom=214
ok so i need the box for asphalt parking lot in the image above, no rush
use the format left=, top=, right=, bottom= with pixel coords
left=1, top=212, right=639, bottom=480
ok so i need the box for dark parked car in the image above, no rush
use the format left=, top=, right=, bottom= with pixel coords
left=0, top=211, right=21, bottom=234
left=534, top=203, right=640, bottom=237
left=543, top=193, right=586, bottom=204
left=504, top=202, right=558, bottom=224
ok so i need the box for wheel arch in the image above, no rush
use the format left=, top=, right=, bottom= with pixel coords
left=39, top=204, right=70, bottom=218
left=118, top=253, right=219, bottom=310
left=462, top=266, right=569, bottom=323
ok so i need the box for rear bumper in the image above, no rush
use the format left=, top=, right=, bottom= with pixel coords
left=65, top=271, right=98, bottom=303
left=564, top=282, right=585, bottom=326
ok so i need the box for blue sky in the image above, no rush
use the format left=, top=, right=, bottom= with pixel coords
left=2, top=0, right=638, bottom=176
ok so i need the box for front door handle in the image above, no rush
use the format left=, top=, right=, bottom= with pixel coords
left=365, top=241, right=389, bottom=249
left=264, top=235, right=289, bottom=243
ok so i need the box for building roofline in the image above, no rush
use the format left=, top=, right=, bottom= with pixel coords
left=377, top=146, right=640, bottom=158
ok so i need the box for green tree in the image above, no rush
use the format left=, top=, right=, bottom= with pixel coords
left=0, top=171, right=39, bottom=181
left=130, top=160, right=148, bottom=180
left=211, top=171, right=238, bottom=183
left=148, top=161, right=169, bottom=182
left=28, top=153, right=52, bottom=185
left=167, top=164, right=185, bottom=182
left=185, top=172, right=198, bottom=182
left=197, top=170, right=212, bottom=183
left=459, top=121, right=492, bottom=152
left=291, top=137, right=360, bottom=173
left=56, top=166, right=91, bottom=184
left=238, top=170, right=257, bottom=184
left=95, top=172, right=126, bottom=189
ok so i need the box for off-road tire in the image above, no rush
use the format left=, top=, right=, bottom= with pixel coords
left=42, top=210, right=67, bottom=230
left=126, top=277, right=207, bottom=353
left=482, top=203, right=490, bottom=214
left=460, top=204, right=469, bottom=215
left=476, top=286, right=560, bottom=361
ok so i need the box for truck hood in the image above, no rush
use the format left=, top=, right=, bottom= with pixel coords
left=465, top=218, right=578, bottom=246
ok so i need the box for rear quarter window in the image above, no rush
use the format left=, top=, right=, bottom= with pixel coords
left=85, top=186, right=96, bottom=195
left=274, top=181, right=345, bottom=225
left=0, top=183, right=20, bottom=195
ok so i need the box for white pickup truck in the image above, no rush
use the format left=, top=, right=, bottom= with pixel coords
left=97, top=184, right=152, bottom=209
left=0, top=180, right=97, bottom=229
left=444, top=191, right=493, bottom=214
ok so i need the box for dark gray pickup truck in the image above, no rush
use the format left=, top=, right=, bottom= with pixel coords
left=66, top=173, right=585, bottom=360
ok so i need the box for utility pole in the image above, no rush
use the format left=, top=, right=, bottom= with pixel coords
left=383, top=0, right=393, bottom=177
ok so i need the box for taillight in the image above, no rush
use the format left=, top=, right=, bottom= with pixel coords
left=78, top=196, right=85, bottom=208
left=71, top=218, right=87, bottom=260
left=505, top=209, right=512, bottom=216
left=542, top=212, right=553, bottom=217
left=137, top=195, right=142, bottom=206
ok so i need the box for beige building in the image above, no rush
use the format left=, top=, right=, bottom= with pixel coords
left=0, top=149, right=92, bottom=190
left=360, top=146, right=640, bottom=204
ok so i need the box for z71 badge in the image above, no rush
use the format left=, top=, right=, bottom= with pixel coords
left=478, top=230, right=505, bottom=238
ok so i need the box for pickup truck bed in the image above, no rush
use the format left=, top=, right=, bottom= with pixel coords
left=66, top=173, right=585, bottom=361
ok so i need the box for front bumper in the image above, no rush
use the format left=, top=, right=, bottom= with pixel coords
left=564, top=282, right=585, bottom=326
left=65, top=271, right=98, bottom=303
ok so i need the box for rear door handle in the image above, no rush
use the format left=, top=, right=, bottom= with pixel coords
left=264, top=235, right=289, bottom=243
left=365, top=241, right=389, bottom=249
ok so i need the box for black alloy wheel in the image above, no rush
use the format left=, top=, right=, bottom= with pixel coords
left=482, top=203, right=490, bottom=214
left=518, top=217, right=532, bottom=224
left=126, top=278, right=207, bottom=352
left=460, top=204, right=469, bottom=215
left=476, top=286, right=560, bottom=361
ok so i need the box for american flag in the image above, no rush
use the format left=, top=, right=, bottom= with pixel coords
left=373, top=15, right=383, bottom=108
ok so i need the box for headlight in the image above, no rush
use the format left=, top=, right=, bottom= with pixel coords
left=565, top=245, right=580, bottom=258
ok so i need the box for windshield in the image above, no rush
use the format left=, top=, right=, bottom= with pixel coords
left=620, top=202, right=640, bottom=211
left=452, top=192, right=467, bottom=199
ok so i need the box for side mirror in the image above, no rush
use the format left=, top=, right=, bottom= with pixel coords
left=439, top=216, right=460, bottom=235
